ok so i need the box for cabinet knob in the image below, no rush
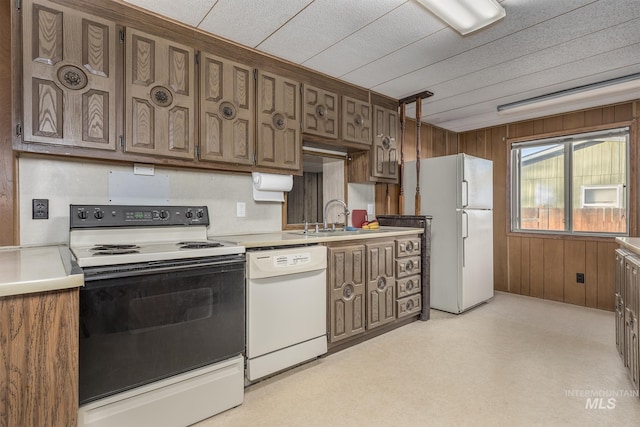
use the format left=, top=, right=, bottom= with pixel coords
left=353, top=114, right=363, bottom=127
left=405, top=260, right=415, bottom=272
left=150, top=86, right=173, bottom=107
left=406, top=299, right=414, bottom=310
left=406, top=241, right=414, bottom=253
left=57, top=65, right=88, bottom=90
left=272, top=113, right=287, bottom=130
left=220, top=102, right=237, bottom=120
left=315, top=104, right=327, bottom=119
left=406, top=279, right=414, bottom=291
left=343, top=284, right=354, bottom=299
left=377, top=277, right=386, bottom=290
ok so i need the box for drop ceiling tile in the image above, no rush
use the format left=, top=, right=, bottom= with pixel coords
left=340, top=0, right=600, bottom=90
left=372, top=0, right=640, bottom=99
left=302, top=2, right=444, bottom=77
left=123, top=0, right=218, bottom=27
left=256, top=0, right=406, bottom=64
left=421, top=49, right=640, bottom=129
left=198, top=0, right=313, bottom=48
left=425, top=19, right=640, bottom=107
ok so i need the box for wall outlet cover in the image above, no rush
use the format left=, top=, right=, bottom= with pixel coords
left=236, top=202, right=246, bottom=218
left=32, top=199, right=49, bottom=219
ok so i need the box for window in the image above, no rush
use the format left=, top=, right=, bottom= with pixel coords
left=511, top=127, right=629, bottom=236
left=284, top=150, right=346, bottom=228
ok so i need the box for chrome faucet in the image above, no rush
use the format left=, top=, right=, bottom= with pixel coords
left=323, top=199, right=350, bottom=231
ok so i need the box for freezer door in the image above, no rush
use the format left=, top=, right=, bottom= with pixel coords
left=460, top=209, right=494, bottom=311
left=460, top=154, right=493, bottom=209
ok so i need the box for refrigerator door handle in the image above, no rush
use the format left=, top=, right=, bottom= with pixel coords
left=462, top=211, right=469, bottom=267
left=462, top=180, right=469, bottom=207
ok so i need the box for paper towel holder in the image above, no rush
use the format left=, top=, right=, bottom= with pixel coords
left=251, top=172, right=293, bottom=202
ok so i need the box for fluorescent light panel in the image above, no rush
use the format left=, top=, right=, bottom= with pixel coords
left=497, top=73, right=640, bottom=114
left=416, top=0, right=505, bottom=35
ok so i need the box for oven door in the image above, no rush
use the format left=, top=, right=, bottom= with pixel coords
left=79, top=255, right=245, bottom=405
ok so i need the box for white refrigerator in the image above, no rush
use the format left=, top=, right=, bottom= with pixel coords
left=404, top=153, right=494, bottom=314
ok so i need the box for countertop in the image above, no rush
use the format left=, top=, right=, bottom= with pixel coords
left=615, top=237, right=640, bottom=254
left=216, top=226, right=424, bottom=248
left=0, top=245, right=84, bottom=298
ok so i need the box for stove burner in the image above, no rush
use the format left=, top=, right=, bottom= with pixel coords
left=177, top=241, right=223, bottom=249
left=93, top=249, right=140, bottom=256
left=91, top=244, right=140, bottom=251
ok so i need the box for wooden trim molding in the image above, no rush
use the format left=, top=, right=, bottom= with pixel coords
left=1, top=0, right=16, bottom=245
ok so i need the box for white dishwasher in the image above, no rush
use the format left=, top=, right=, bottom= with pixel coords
left=246, top=244, right=327, bottom=381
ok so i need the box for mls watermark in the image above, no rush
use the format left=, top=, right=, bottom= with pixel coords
left=565, top=389, right=639, bottom=409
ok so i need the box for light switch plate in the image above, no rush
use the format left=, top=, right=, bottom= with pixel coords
left=236, top=202, right=246, bottom=218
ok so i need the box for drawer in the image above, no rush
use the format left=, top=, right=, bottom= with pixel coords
left=395, top=238, right=421, bottom=258
left=395, top=256, right=421, bottom=278
left=397, top=275, right=421, bottom=298
left=397, top=294, right=421, bottom=318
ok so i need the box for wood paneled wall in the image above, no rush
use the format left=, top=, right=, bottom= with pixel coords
left=0, top=0, right=15, bottom=245
left=375, top=118, right=458, bottom=215
left=383, top=101, right=638, bottom=311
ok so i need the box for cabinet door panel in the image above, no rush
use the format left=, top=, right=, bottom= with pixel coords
left=303, top=84, right=338, bottom=139
left=23, top=0, right=117, bottom=150
left=342, top=96, right=371, bottom=145
left=199, top=53, right=254, bottom=165
left=366, top=241, right=395, bottom=329
left=125, top=28, right=195, bottom=159
left=256, top=71, right=300, bottom=171
left=328, top=245, right=366, bottom=343
left=372, top=106, right=398, bottom=180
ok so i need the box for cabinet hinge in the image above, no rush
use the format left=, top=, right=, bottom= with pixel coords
left=119, top=29, right=125, bottom=43
left=195, top=145, right=200, bottom=158
left=16, top=123, right=22, bottom=138
left=253, top=153, right=257, bottom=164
left=253, top=69, right=257, bottom=80
left=195, top=52, right=200, bottom=65
left=119, top=135, right=125, bottom=150
left=16, top=0, right=21, bottom=11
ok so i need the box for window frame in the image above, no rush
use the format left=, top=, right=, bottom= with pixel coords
left=510, top=126, right=630, bottom=237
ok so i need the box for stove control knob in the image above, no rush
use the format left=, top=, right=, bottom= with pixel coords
left=159, top=210, right=169, bottom=219
left=197, top=210, right=204, bottom=218
left=78, top=210, right=88, bottom=220
left=94, top=210, right=104, bottom=219
left=185, top=210, right=194, bottom=218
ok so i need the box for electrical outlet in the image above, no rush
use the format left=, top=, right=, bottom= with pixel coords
left=576, top=273, right=585, bottom=283
left=32, top=199, right=49, bottom=219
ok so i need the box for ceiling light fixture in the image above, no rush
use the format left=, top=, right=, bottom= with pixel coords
left=496, top=73, right=640, bottom=114
left=415, top=0, right=506, bottom=35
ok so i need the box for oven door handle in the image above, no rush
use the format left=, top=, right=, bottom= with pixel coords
left=83, top=255, right=246, bottom=281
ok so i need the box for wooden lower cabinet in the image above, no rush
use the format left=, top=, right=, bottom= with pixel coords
left=328, top=244, right=366, bottom=343
left=0, top=288, right=79, bottom=427
left=366, top=241, right=395, bottom=329
left=615, top=247, right=640, bottom=396
left=624, top=255, right=640, bottom=392
left=327, top=235, right=423, bottom=348
left=615, top=249, right=629, bottom=363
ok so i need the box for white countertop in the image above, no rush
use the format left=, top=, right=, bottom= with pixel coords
left=615, top=237, right=640, bottom=254
left=216, top=226, right=424, bottom=248
left=0, top=245, right=84, bottom=298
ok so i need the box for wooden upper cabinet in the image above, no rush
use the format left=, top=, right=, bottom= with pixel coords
left=341, top=96, right=371, bottom=146
left=302, top=84, right=338, bottom=139
left=199, top=53, right=255, bottom=165
left=125, top=28, right=195, bottom=159
left=371, top=105, right=399, bottom=180
left=256, top=70, right=301, bottom=171
left=22, top=0, right=117, bottom=150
